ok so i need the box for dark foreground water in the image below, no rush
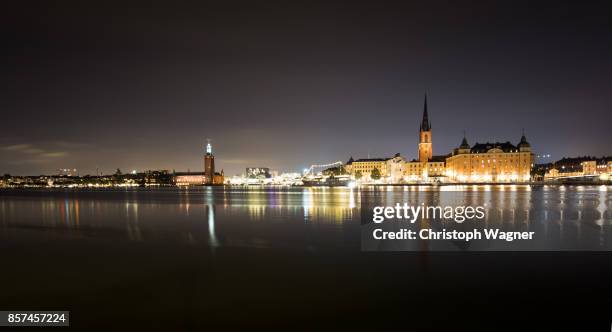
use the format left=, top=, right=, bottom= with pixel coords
left=0, top=186, right=610, bottom=328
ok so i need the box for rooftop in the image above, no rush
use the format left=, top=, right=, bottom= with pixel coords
left=470, top=142, right=519, bottom=153
left=352, top=158, right=390, bottom=162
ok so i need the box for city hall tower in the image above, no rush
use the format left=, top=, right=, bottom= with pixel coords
left=204, top=140, right=215, bottom=184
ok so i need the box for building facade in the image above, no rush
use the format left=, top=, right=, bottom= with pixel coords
left=418, top=95, right=433, bottom=162
left=346, top=157, right=390, bottom=180
left=246, top=167, right=272, bottom=179
left=404, top=157, right=446, bottom=182
left=544, top=158, right=611, bottom=180
left=204, top=142, right=215, bottom=184
left=403, top=96, right=448, bottom=183
left=175, top=141, right=224, bottom=186
left=446, top=135, right=533, bottom=183
left=344, top=96, right=535, bottom=184
left=386, top=153, right=406, bottom=183
left=174, top=172, right=206, bottom=186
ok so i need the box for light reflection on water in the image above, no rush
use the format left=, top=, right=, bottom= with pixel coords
left=0, top=185, right=609, bottom=250
left=364, top=185, right=611, bottom=250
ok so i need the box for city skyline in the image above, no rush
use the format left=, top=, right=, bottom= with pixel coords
left=1, top=104, right=607, bottom=178
left=1, top=92, right=608, bottom=176
left=3, top=1, right=611, bottom=175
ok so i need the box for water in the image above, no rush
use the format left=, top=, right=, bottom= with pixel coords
left=0, top=186, right=610, bottom=327
left=2, top=185, right=609, bottom=250
left=0, top=187, right=361, bottom=250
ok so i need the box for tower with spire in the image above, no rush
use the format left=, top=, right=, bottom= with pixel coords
left=418, top=94, right=433, bottom=162
left=204, top=139, right=215, bottom=184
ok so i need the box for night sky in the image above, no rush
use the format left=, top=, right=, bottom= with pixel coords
left=2, top=0, right=611, bottom=176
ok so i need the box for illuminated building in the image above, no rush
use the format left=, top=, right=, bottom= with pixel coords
left=446, top=134, right=534, bottom=183
left=403, top=96, right=448, bottom=183
left=345, top=96, right=536, bottom=184
left=344, top=157, right=354, bottom=174
left=246, top=167, right=271, bottom=179
left=346, top=157, right=390, bottom=180
left=174, top=141, right=224, bottom=186
left=404, top=157, right=446, bottom=182
left=418, top=95, right=432, bottom=162
left=204, top=141, right=215, bottom=184
left=344, top=154, right=405, bottom=183
left=386, top=153, right=406, bottom=183
left=544, top=158, right=611, bottom=180
left=582, top=161, right=596, bottom=175
left=174, top=172, right=205, bottom=186
left=144, top=170, right=172, bottom=185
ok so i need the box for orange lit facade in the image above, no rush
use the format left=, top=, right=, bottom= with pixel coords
left=346, top=96, right=535, bottom=184
left=403, top=95, right=448, bottom=183
left=446, top=135, right=533, bottom=183
left=544, top=159, right=611, bottom=180
left=418, top=95, right=433, bottom=163
left=346, top=158, right=390, bottom=179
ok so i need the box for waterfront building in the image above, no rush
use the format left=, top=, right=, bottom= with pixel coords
left=344, top=157, right=354, bottom=174
left=174, top=141, right=224, bottom=186
left=582, top=161, right=596, bottom=175
left=386, top=153, right=406, bottom=183
left=404, top=156, right=446, bottom=182
left=246, top=167, right=271, bottom=179
left=345, top=95, right=535, bottom=184
left=403, top=96, right=448, bottom=183
left=544, top=157, right=611, bottom=180
left=174, top=171, right=206, bottom=186
left=345, top=153, right=406, bottom=183
left=418, top=95, right=432, bottom=162
left=174, top=170, right=224, bottom=186
left=446, top=134, right=534, bottom=183
left=204, top=141, right=215, bottom=184
left=346, top=157, right=390, bottom=180
left=144, top=170, right=172, bottom=185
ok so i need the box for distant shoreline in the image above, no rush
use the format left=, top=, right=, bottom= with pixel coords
left=353, top=181, right=609, bottom=187
left=1, top=182, right=610, bottom=190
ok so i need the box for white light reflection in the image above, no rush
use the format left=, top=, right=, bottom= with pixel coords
left=207, top=204, right=218, bottom=248
left=349, top=187, right=356, bottom=209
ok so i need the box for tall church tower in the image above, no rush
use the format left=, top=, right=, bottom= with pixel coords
left=204, top=140, right=215, bottom=184
left=418, top=95, right=432, bottom=162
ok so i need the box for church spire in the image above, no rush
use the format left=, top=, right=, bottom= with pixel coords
left=420, top=94, right=431, bottom=131
left=418, top=94, right=433, bottom=162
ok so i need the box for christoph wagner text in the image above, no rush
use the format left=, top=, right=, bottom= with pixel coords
left=373, top=229, right=535, bottom=242
left=372, top=203, right=486, bottom=223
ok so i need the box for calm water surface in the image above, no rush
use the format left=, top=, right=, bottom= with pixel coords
left=0, top=185, right=610, bottom=328
left=1, top=185, right=609, bottom=250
